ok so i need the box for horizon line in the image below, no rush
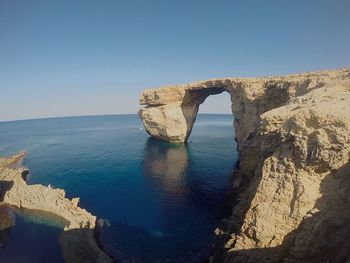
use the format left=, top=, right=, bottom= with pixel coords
left=0, top=112, right=233, bottom=124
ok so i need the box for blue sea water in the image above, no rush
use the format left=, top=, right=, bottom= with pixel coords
left=0, top=207, right=66, bottom=263
left=0, top=114, right=238, bottom=263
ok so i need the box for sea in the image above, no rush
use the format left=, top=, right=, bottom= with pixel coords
left=0, top=114, right=238, bottom=263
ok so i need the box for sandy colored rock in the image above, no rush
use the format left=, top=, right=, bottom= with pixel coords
left=139, top=68, right=350, bottom=262
left=0, top=153, right=114, bottom=263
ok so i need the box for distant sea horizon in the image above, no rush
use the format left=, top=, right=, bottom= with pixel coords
left=0, top=112, right=233, bottom=124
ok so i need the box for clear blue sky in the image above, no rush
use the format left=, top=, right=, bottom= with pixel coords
left=1, top=0, right=349, bottom=121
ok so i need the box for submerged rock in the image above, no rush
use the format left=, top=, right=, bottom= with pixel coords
left=139, top=68, right=350, bottom=262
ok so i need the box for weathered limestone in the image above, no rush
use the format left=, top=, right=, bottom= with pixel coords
left=0, top=153, right=114, bottom=263
left=139, top=83, right=226, bottom=143
left=139, top=68, right=350, bottom=262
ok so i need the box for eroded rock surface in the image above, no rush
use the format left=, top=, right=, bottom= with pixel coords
left=0, top=153, right=113, bottom=263
left=139, top=68, right=350, bottom=262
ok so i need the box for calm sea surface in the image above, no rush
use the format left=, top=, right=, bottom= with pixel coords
left=0, top=114, right=238, bottom=263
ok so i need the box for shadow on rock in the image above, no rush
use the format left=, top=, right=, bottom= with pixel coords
left=218, top=160, right=350, bottom=263
left=59, top=227, right=115, bottom=263
left=0, top=180, right=14, bottom=202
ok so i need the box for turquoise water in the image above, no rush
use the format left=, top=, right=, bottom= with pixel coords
left=0, top=114, right=238, bottom=262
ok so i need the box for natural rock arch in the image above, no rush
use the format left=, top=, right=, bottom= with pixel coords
left=138, top=68, right=350, bottom=262
left=138, top=81, right=233, bottom=143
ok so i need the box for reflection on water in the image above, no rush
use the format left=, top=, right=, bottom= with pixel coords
left=0, top=206, right=15, bottom=248
left=143, top=138, right=188, bottom=194
left=101, top=137, right=234, bottom=262
left=0, top=206, right=66, bottom=263
left=143, top=138, right=234, bottom=221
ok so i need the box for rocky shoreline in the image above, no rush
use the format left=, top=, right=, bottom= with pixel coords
left=0, top=153, right=114, bottom=263
left=139, top=68, right=350, bottom=262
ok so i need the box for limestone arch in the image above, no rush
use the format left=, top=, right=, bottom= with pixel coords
left=139, top=82, right=236, bottom=144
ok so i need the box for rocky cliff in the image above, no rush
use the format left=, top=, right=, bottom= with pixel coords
left=139, top=68, right=350, bottom=262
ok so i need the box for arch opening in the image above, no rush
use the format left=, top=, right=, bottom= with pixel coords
left=180, top=87, right=234, bottom=143
left=187, top=91, right=234, bottom=143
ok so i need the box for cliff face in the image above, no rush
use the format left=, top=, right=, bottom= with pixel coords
left=139, top=68, right=350, bottom=262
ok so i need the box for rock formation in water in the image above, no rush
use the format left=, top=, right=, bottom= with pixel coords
left=139, top=68, right=350, bottom=262
left=0, top=153, right=114, bottom=263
